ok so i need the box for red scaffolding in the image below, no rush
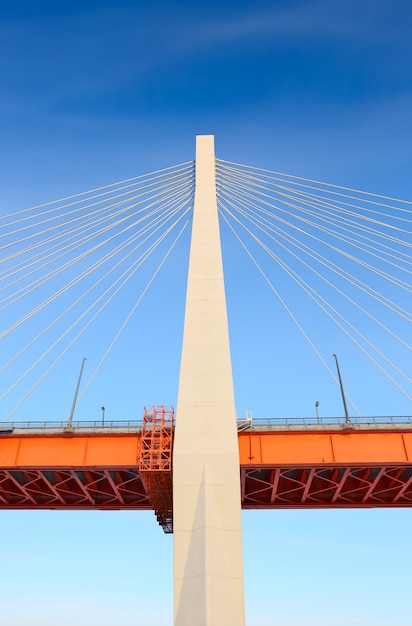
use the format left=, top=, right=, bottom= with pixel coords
left=138, top=406, right=174, bottom=533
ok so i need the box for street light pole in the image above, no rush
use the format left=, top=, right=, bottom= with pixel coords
left=67, top=357, right=87, bottom=428
left=332, top=353, right=350, bottom=424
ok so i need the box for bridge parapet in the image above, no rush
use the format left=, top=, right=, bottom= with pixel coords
left=2, top=415, right=411, bottom=436
left=0, top=419, right=143, bottom=435
left=245, top=415, right=412, bottom=428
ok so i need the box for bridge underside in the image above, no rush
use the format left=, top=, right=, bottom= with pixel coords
left=0, top=467, right=150, bottom=509
left=1, top=427, right=412, bottom=519
left=1, top=463, right=412, bottom=512
left=241, top=465, right=412, bottom=508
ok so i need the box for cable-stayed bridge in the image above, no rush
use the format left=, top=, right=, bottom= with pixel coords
left=0, top=136, right=411, bottom=625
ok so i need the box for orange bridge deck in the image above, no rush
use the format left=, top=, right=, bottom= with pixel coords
left=1, top=416, right=412, bottom=531
left=239, top=425, right=412, bottom=508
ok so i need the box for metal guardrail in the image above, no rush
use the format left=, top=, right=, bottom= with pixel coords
left=0, top=415, right=411, bottom=434
left=0, top=419, right=144, bottom=432
left=243, top=415, right=412, bottom=427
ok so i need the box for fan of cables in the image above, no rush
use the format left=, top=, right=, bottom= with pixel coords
left=216, top=158, right=412, bottom=416
left=1, top=155, right=411, bottom=422
left=0, top=161, right=195, bottom=422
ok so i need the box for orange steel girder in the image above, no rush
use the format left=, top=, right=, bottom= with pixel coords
left=0, top=433, right=151, bottom=509
left=239, top=430, right=412, bottom=508
left=1, top=427, right=412, bottom=526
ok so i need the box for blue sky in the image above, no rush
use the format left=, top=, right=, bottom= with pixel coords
left=1, top=1, right=412, bottom=625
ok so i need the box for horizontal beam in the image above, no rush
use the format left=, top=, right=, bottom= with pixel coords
left=2, top=428, right=411, bottom=468
left=238, top=431, right=412, bottom=508
left=0, top=433, right=142, bottom=467
left=238, top=431, right=412, bottom=465
left=1, top=429, right=412, bottom=511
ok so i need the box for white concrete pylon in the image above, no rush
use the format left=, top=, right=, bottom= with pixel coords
left=173, top=135, right=246, bottom=625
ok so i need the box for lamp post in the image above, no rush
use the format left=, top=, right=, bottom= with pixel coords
left=332, top=353, right=350, bottom=424
left=67, top=357, right=87, bottom=429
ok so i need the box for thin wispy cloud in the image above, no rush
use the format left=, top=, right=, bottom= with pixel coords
left=176, top=0, right=412, bottom=49
left=1, top=0, right=410, bottom=120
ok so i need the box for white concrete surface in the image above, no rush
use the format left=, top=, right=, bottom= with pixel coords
left=173, top=135, right=245, bottom=625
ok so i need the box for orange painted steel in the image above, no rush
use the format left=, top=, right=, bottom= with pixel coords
left=238, top=430, right=412, bottom=465
left=1, top=427, right=412, bottom=524
left=0, top=433, right=142, bottom=467
left=0, top=432, right=150, bottom=510
left=239, top=430, right=412, bottom=508
left=138, top=406, right=174, bottom=533
left=139, top=406, right=174, bottom=472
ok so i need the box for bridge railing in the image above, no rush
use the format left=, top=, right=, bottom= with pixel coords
left=0, top=419, right=144, bottom=433
left=242, top=415, right=412, bottom=428
left=1, top=415, right=411, bottom=434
